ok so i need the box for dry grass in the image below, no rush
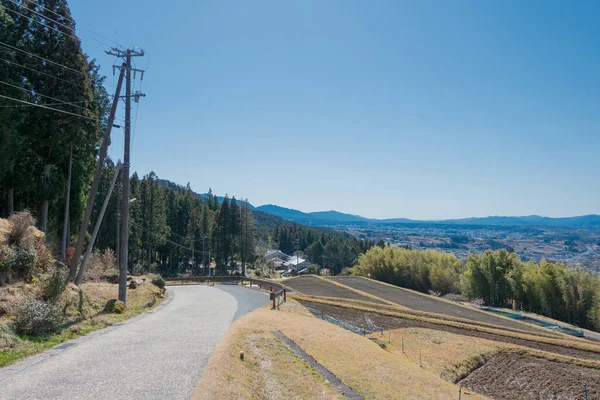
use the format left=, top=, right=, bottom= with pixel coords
left=289, top=295, right=600, bottom=354
left=195, top=306, right=490, bottom=400
left=0, top=279, right=165, bottom=368
left=193, top=307, right=342, bottom=400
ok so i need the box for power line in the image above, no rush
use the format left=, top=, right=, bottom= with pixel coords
left=130, top=221, right=204, bottom=255
left=0, top=57, right=87, bottom=89
left=0, top=79, right=91, bottom=110
left=7, top=0, right=74, bottom=34
left=0, top=93, right=98, bottom=122
left=24, top=0, right=125, bottom=48
left=0, top=99, right=90, bottom=108
left=4, top=7, right=81, bottom=43
left=0, top=41, right=87, bottom=77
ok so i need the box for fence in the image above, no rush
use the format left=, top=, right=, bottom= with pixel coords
left=165, top=275, right=287, bottom=309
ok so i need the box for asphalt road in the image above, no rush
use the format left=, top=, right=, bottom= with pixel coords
left=0, top=285, right=269, bottom=400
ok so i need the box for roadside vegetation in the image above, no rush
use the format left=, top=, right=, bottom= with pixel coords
left=351, top=246, right=600, bottom=331
left=0, top=213, right=165, bottom=368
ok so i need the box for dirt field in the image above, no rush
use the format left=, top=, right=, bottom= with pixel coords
left=298, top=300, right=600, bottom=362
left=459, top=352, right=600, bottom=400
left=284, top=276, right=385, bottom=303
left=329, top=277, right=544, bottom=335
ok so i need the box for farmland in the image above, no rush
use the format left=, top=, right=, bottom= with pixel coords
left=283, top=275, right=600, bottom=399
left=328, top=277, right=543, bottom=335
left=284, top=276, right=386, bottom=304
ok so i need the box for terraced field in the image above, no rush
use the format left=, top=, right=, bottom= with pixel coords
left=329, top=277, right=543, bottom=335
left=283, top=276, right=385, bottom=304
left=459, top=352, right=600, bottom=400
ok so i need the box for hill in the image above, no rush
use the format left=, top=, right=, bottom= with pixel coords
left=257, top=204, right=600, bottom=228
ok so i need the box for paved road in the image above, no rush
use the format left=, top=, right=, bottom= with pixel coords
left=0, top=285, right=269, bottom=400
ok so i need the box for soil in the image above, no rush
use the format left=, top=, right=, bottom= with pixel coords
left=284, top=277, right=385, bottom=304
left=459, top=352, right=600, bottom=400
left=329, top=277, right=543, bottom=335
left=297, top=300, right=600, bottom=362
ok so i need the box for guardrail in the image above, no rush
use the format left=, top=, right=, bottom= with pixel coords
left=165, top=275, right=287, bottom=309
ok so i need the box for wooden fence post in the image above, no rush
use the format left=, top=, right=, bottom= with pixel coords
left=283, top=288, right=287, bottom=302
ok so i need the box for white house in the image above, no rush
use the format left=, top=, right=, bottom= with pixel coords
left=283, top=257, right=312, bottom=273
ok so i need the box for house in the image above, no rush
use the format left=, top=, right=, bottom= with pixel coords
left=266, top=250, right=291, bottom=270
left=266, top=250, right=290, bottom=261
left=283, top=257, right=312, bottom=273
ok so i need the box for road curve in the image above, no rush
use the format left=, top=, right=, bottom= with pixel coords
left=0, top=285, right=269, bottom=400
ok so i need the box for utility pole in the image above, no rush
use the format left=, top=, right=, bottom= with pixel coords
left=69, top=64, right=125, bottom=280
left=107, top=47, right=146, bottom=304
left=321, top=254, right=326, bottom=276
left=115, top=178, right=120, bottom=262
left=75, top=163, right=122, bottom=285
left=202, top=236, right=206, bottom=275
left=191, top=234, right=195, bottom=274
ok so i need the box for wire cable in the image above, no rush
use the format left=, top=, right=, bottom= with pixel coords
left=0, top=79, right=91, bottom=110
left=0, top=41, right=87, bottom=77
left=4, top=7, right=81, bottom=43
left=7, top=0, right=74, bottom=33
left=24, top=0, right=125, bottom=48
left=130, top=221, right=205, bottom=255
left=0, top=99, right=91, bottom=108
left=0, top=57, right=87, bottom=89
left=0, top=93, right=98, bottom=121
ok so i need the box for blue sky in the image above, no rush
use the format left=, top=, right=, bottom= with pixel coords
left=70, top=0, right=600, bottom=220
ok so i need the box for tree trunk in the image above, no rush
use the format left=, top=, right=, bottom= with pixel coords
left=40, top=163, right=50, bottom=233
left=7, top=188, right=14, bottom=216
left=61, top=147, right=73, bottom=262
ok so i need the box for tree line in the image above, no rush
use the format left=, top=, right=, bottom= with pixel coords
left=0, top=1, right=110, bottom=239
left=352, top=246, right=600, bottom=331
left=89, top=163, right=256, bottom=276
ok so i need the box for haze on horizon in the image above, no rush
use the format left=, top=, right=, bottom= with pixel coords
left=71, top=0, right=600, bottom=220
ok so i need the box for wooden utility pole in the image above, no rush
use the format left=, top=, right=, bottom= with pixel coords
left=61, top=145, right=73, bottom=262
left=115, top=178, right=120, bottom=262
left=75, top=163, right=122, bottom=285
left=108, top=47, right=145, bottom=303
left=69, top=64, right=125, bottom=280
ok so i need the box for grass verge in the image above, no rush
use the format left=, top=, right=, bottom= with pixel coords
left=194, top=305, right=489, bottom=400
left=0, top=280, right=164, bottom=368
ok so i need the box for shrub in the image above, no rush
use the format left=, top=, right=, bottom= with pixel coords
left=14, top=247, right=37, bottom=272
left=14, top=298, right=62, bottom=335
left=0, top=245, right=17, bottom=272
left=0, top=323, right=20, bottom=349
left=151, top=274, right=165, bottom=290
left=41, top=265, right=69, bottom=301
left=7, top=211, right=36, bottom=247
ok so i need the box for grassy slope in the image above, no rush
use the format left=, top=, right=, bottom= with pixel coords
left=0, top=280, right=164, bottom=368
left=194, top=303, right=489, bottom=400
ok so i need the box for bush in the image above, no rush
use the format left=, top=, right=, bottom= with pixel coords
left=14, top=247, right=37, bottom=273
left=0, top=245, right=17, bottom=272
left=14, top=298, right=62, bottom=335
left=7, top=211, right=36, bottom=247
left=0, top=323, right=20, bottom=349
left=41, top=265, right=69, bottom=301
left=105, top=299, right=126, bottom=314
left=151, top=274, right=165, bottom=290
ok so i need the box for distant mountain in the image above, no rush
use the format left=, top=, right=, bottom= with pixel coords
left=256, top=205, right=370, bottom=225
left=256, top=204, right=600, bottom=228
left=159, top=180, right=600, bottom=228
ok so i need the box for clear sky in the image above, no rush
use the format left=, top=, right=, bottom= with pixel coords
left=69, top=0, right=600, bottom=220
